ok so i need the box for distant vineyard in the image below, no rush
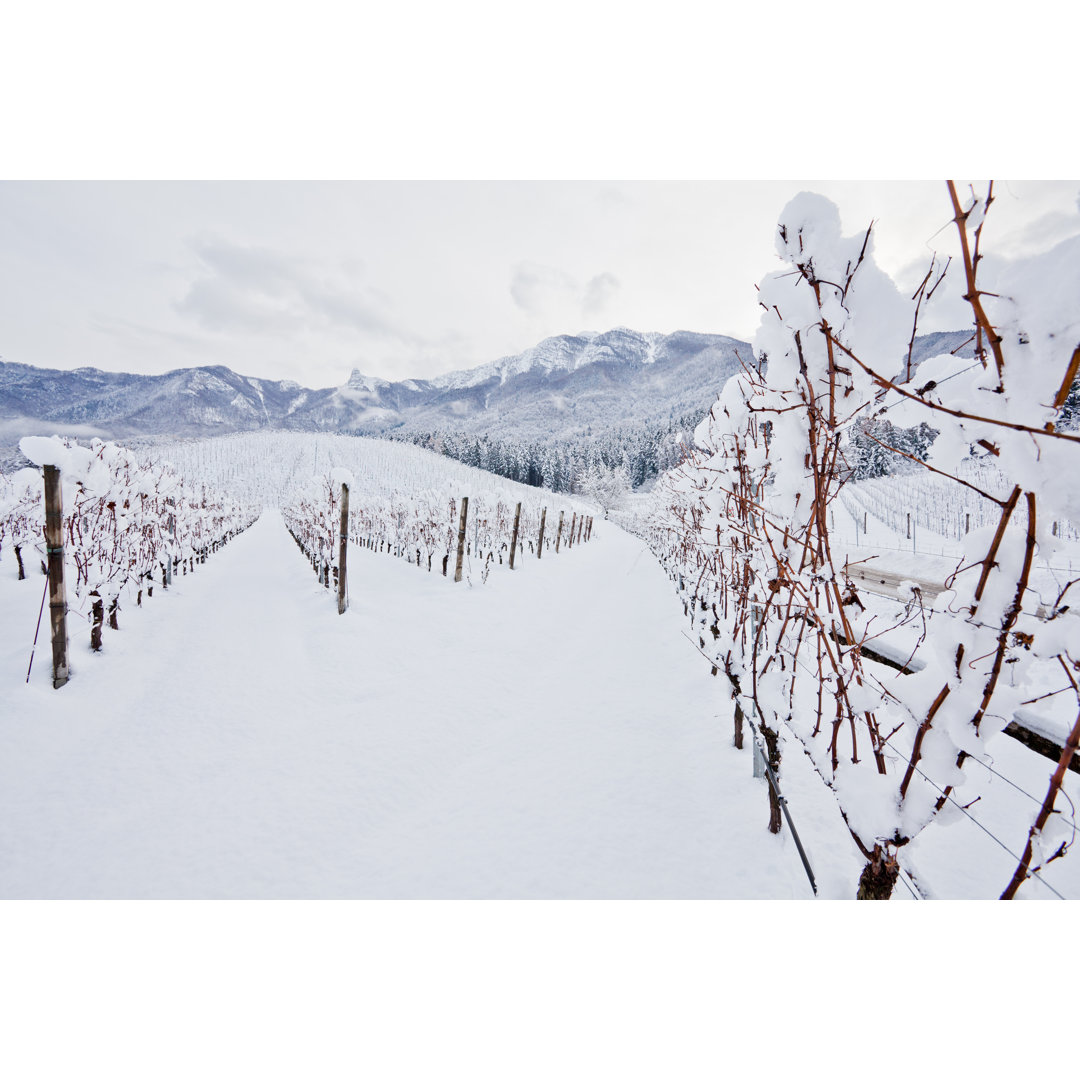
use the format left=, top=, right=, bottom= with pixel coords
left=841, top=458, right=1080, bottom=545
left=129, top=430, right=598, bottom=512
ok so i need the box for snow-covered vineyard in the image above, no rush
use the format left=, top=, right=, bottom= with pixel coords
left=2, top=186, right=1078, bottom=901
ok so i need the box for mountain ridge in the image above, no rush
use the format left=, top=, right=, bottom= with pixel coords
left=1, top=328, right=756, bottom=444
left=1, top=328, right=976, bottom=473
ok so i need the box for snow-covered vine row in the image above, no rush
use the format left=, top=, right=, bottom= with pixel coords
left=130, top=430, right=593, bottom=511
left=281, top=468, right=593, bottom=589
left=647, top=185, right=1080, bottom=899
left=840, top=462, right=1080, bottom=546
left=2, top=436, right=259, bottom=648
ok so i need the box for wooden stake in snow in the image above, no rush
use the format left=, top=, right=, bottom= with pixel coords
left=556, top=510, right=564, bottom=553
left=537, top=507, right=546, bottom=559
left=454, top=496, right=469, bottom=583
left=509, top=501, right=521, bottom=569
left=337, top=481, right=349, bottom=615
left=568, top=512, right=577, bottom=549
left=43, top=465, right=69, bottom=688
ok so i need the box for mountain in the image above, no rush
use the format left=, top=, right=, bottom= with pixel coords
left=1, top=327, right=980, bottom=481
left=0, top=329, right=751, bottom=449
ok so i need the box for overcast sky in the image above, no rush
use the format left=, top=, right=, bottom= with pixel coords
left=1, top=179, right=1077, bottom=389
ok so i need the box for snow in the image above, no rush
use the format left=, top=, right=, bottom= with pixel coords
left=328, top=466, right=354, bottom=489
left=645, top=187, right=1080, bottom=897
left=19, top=434, right=90, bottom=471
left=0, top=507, right=855, bottom=898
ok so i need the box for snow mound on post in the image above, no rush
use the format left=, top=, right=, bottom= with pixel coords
left=329, top=467, right=354, bottom=490
left=18, top=435, right=111, bottom=494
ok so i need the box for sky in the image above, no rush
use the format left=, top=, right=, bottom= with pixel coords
left=2, top=179, right=1078, bottom=390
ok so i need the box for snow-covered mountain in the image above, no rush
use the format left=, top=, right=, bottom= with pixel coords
left=1, top=327, right=977, bottom=471
left=0, top=328, right=750, bottom=447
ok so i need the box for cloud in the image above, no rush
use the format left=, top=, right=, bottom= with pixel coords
left=175, top=238, right=415, bottom=344
left=509, top=262, right=579, bottom=317
left=91, top=315, right=208, bottom=351
left=994, top=207, right=1080, bottom=258
left=583, top=272, right=620, bottom=315
left=510, top=262, right=620, bottom=320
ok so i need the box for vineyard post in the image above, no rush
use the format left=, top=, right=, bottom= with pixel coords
left=337, top=482, right=349, bottom=615
left=568, top=512, right=577, bottom=549
left=537, top=507, right=546, bottom=559
left=509, top=502, right=521, bottom=569
left=454, top=496, right=469, bottom=583
left=556, top=510, right=564, bottom=553
left=43, top=465, right=69, bottom=689
left=166, top=497, right=175, bottom=585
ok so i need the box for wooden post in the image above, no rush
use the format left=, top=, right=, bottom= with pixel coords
left=556, top=510, right=564, bottom=553
left=537, top=507, right=546, bottom=559
left=576, top=515, right=584, bottom=544
left=568, top=512, right=577, bottom=549
left=337, top=482, right=349, bottom=615
left=509, top=501, right=521, bottom=569
left=454, top=496, right=469, bottom=583
left=165, top=498, right=175, bottom=585
left=43, top=465, right=69, bottom=688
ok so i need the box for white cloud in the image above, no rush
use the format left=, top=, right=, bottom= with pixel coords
left=510, top=262, right=620, bottom=321
left=583, top=272, right=620, bottom=316
left=176, top=238, right=415, bottom=344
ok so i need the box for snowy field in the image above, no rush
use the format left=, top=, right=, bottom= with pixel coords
left=2, top=435, right=1079, bottom=899
left=0, top=503, right=861, bottom=898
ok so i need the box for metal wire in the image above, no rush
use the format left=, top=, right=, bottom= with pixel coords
left=880, top=744, right=1068, bottom=900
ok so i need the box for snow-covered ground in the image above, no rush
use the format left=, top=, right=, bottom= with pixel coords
left=0, top=507, right=865, bottom=899
left=4, top=438, right=1079, bottom=898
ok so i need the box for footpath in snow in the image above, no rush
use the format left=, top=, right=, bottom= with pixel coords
left=0, top=511, right=858, bottom=899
